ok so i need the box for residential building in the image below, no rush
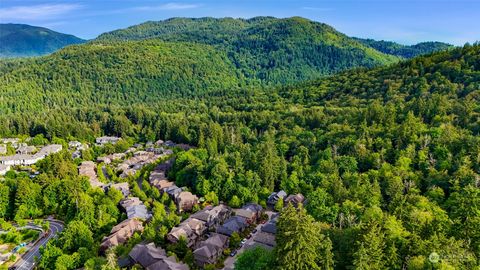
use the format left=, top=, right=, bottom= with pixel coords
left=104, top=182, right=130, bottom=197
left=284, top=193, right=305, bottom=207
left=100, top=218, right=144, bottom=251
left=16, top=145, right=36, bottom=155
left=78, top=161, right=104, bottom=188
left=175, top=191, right=199, bottom=212
left=96, top=136, right=121, bottom=145
left=191, top=204, right=231, bottom=229
left=128, top=243, right=189, bottom=270
left=216, top=216, right=248, bottom=236
left=267, top=190, right=287, bottom=207
left=165, top=185, right=182, bottom=198
left=233, top=203, right=262, bottom=224
left=254, top=214, right=278, bottom=247
left=126, top=204, right=151, bottom=220
left=167, top=218, right=206, bottom=247
left=119, top=197, right=142, bottom=210
left=193, top=233, right=229, bottom=267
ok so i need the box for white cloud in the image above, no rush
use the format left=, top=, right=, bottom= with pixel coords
left=134, top=2, right=201, bottom=11
left=0, top=3, right=82, bottom=21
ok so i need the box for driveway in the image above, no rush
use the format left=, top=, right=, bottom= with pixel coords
left=12, top=219, right=64, bottom=270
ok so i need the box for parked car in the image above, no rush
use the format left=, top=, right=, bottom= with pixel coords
left=252, top=229, right=258, bottom=233
left=241, top=238, right=247, bottom=245
left=230, top=250, right=237, bottom=257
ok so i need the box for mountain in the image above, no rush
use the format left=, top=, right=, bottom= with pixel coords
left=354, top=38, right=453, bottom=58
left=0, top=39, right=245, bottom=114
left=96, top=17, right=401, bottom=84
left=0, top=24, right=85, bottom=58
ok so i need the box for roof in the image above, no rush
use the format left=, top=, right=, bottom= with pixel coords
left=126, top=204, right=151, bottom=220
left=234, top=208, right=255, bottom=219
left=253, top=231, right=276, bottom=247
left=285, top=193, right=305, bottom=204
left=217, top=216, right=247, bottom=236
left=176, top=191, right=198, bottom=202
left=129, top=243, right=167, bottom=267
left=243, top=203, right=263, bottom=213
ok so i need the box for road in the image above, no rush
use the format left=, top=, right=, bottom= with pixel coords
left=12, top=219, right=64, bottom=270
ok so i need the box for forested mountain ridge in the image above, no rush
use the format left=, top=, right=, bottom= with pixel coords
left=95, top=17, right=401, bottom=83
left=354, top=38, right=453, bottom=58
left=1, top=32, right=480, bottom=269
left=0, top=40, right=246, bottom=114
left=0, top=23, right=85, bottom=58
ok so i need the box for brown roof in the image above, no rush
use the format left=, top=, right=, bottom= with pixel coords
left=101, top=219, right=144, bottom=250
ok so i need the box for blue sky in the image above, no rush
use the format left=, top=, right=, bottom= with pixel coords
left=0, top=0, right=478, bottom=45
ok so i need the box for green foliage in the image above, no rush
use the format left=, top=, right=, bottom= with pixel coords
left=354, top=38, right=453, bottom=58
left=276, top=204, right=334, bottom=270
left=234, top=246, right=275, bottom=270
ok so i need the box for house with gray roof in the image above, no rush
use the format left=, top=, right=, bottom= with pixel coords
left=193, top=233, right=229, bottom=267
left=126, top=204, right=151, bottom=221
left=191, top=204, right=231, bottom=229
left=267, top=190, right=287, bottom=207
left=216, top=216, right=248, bottom=236
left=129, top=243, right=189, bottom=270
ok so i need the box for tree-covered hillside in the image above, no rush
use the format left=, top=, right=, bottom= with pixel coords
left=0, top=39, right=246, bottom=114
left=0, top=36, right=479, bottom=268
left=0, top=24, right=85, bottom=58
left=96, top=17, right=401, bottom=84
left=354, top=38, right=453, bottom=58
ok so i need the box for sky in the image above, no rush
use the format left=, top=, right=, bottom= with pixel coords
left=0, top=0, right=478, bottom=45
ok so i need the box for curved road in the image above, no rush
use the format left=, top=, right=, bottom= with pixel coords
left=12, top=219, right=64, bottom=270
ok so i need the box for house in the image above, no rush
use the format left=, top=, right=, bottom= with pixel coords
left=0, top=164, right=11, bottom=176
left=100, top=218, right=144, bottom=251
left=129, top=243, right=189, bottom=270
left=72, top=150, right=81, bottom=159
left=191, top=204, right=231, bottom=229
left=254, top=214, right=278, bottom=247
left=68, top=141, right=82, bottom=149
left=193, top=233, right=229, bottom=267
left=267, top=190, right=287, bottom=207
left=96, top=136, right=121, bottom=145
left=34, top=144, right=62, bottom=157
left=105, top=182, right=130, bottom=197
left=164, top=141, right=176, bottom=147
left=119, top=197, right=142, bottom=210
left=16, top=145, right=36, bottom=155
left=284, top=193, right=305, bottom=207
left=126, top=205, right=151, bottom=220
left=152, top=180, right=174, bottom=192
left=234, top=203, right=262, bottom=224
left=253, top=231, right=276, bottom=247
left=216, top=216, right=248, bottom=236
left=97, top=156, right=112, bottom=164
left=167, top=218, right=206, bottom=247
left=165, top=185, right=182, bottom=198
left=175, top=191, right=199, bottom=212
left=78, top=161, right=104, bottom=188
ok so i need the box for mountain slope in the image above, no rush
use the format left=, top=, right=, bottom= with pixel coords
left=354, top=38, right=453, bottom=58
left=0, top=24, right=85, bottom=58
left=0, top=40, right=244, bottom=114
left=96, top=17, right=400, bottom=84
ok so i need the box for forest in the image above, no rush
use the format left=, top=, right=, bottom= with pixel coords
left=0, top=20, right=479, bottom=269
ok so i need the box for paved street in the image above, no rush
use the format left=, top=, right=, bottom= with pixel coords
left=12, top=219, right=64, bottom=270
